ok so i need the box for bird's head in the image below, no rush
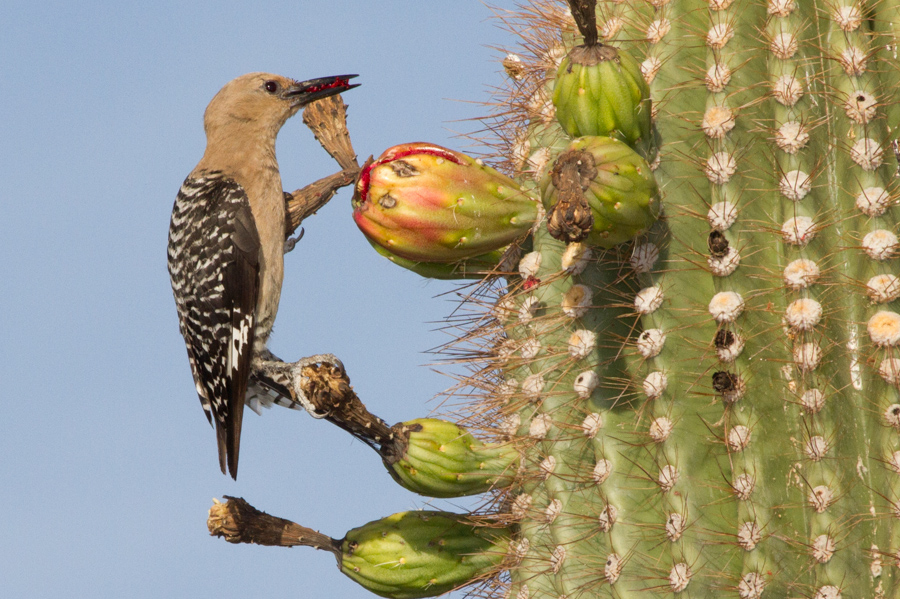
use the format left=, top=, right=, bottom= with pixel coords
left=203, top=72, right=358, bottom=139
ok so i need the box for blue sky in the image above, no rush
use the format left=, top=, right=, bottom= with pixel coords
left=0, top=2, right=519, bottom=597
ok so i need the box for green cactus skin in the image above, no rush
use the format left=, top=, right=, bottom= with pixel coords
left=382, top=418, right=518, bottom=498
left=552, top=43, right=651, bottom=147
left=339, top=511, right=509, bottom=599
left=467, top=1, right=900, bottom=598
left=540, top=135, right=660, bottom=247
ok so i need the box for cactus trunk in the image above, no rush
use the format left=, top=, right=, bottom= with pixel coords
left=473, top=1, right=900, bottom=597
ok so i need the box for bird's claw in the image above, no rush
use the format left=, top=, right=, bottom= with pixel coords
left=284, top=227, right=305, bottom=254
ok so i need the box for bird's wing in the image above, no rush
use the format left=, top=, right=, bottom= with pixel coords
left=168, top=173, right=260, bottom=478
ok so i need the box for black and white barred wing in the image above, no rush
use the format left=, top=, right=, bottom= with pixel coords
left=167, top=173, right=260, bottom=478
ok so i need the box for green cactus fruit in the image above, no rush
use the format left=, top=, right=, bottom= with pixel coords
left=552, top=43, right=651, bottom=147
left=365, top=237, right=511, bottom=280
left=352, top=142, right=538, bottom=263
left=381, top=418, right=517, bottom=498
left=340, top=511, right=509, bottom=599
left=540, top=136, right=659, bottom=247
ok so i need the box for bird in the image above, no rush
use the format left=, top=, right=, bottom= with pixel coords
left=167, top=72, right=358, bottom=479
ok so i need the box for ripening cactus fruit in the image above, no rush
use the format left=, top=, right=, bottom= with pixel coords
left=352, top=142, right=538, bottom=272
left=380, top=418, right=517, bottom=498
left=340, top=511, right=509, bottom=599
left=266, top=0, right=900, bottom=597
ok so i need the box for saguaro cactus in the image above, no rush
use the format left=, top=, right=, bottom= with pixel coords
left=473, top=0, right=900, bottom=596
left=209, top=1, right=900, bottom=597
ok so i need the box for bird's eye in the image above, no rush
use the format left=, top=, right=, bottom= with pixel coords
left=264, top=80, right=279, bottom=94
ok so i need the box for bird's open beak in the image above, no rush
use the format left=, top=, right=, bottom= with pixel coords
left=284, top=74, right=359, bottom=106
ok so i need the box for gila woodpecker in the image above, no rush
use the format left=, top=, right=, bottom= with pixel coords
left=168, top=72, right=357, bottom=478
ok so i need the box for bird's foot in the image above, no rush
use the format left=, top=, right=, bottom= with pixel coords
left=283, top=227, right=304, bottom=254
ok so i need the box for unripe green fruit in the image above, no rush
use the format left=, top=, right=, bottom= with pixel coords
left=552, top=44, right=651, bottom=147
left=365, top=238, right=509, bottom=280
left=382, top=418, right=517, bottom=497
left=540, top=136, right=659, bottom=247
left=340, top=511, right=509, bottom=599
